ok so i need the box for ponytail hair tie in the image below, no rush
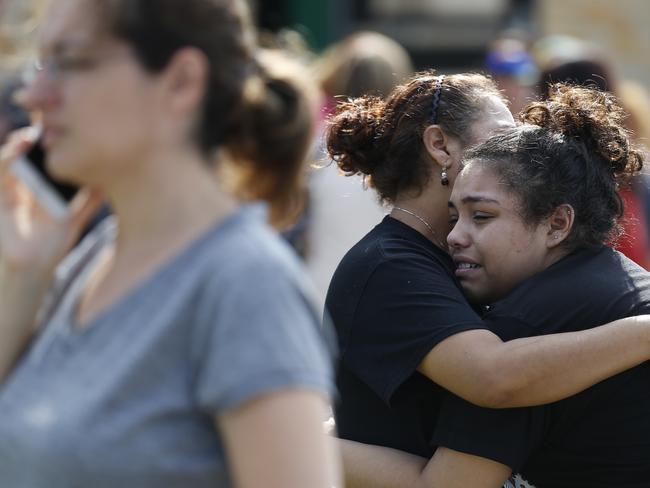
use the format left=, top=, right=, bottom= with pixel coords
left=430, top=75, right=444, bottom=124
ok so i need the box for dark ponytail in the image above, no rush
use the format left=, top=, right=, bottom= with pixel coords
left=464, top=83, right=645, bottom=249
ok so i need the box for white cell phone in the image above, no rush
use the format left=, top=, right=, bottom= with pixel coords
left=9, top=130, right=79, bottom=219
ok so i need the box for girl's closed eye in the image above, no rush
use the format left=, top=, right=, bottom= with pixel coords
left=472, top=212, right=493, bottom=222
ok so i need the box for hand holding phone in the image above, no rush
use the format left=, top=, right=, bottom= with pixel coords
left=9, top=127, right=79, bottom=219
left=0, top=126, right=102, bottom=277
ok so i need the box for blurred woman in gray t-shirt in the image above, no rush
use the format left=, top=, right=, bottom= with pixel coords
left=0, top=0, right=339, bottom=486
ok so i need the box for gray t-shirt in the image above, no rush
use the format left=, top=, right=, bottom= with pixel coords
left=0, top=205, right=334, bottom=487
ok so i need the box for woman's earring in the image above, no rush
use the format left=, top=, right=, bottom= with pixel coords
left=441, top=168, right=449, bottom=186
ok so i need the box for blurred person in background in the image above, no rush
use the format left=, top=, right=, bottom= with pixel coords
left=0, top=0, right=340, bottom=486
left=535, top=35, right=650, bottom=269
left=485, top=35, right=537, bottom=115
left=618, top=79, right=650, bottom=147
left=306, top=30, right=413, bottom=308
left=615, top=80, right=650, bottom=268
left=314, top=30, right=414, bottom=111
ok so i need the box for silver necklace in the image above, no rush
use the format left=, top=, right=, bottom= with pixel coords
left=393, top=206, right=446, bottom=249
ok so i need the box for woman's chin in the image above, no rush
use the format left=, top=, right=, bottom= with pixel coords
left=461, top=285, right=486, bottom=306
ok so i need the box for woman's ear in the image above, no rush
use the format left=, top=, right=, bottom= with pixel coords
left=160, top=47, right=209, bottom=117
left=546, top=204, right=575, bottom=248
left=422, top=125, right=451, bottom=171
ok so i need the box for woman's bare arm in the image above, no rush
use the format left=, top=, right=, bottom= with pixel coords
left=340, top=438, right=426, bottom=488
left=218, top=389, right=342, bottom=488
left=421, top=447, right=510, bottom=488
left=0, top=267, right=50, bottom=381
left=340, top=439, right=509, bottom=488
left=419, top=315, right=650, bottom=408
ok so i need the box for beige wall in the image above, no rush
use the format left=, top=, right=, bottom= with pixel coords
left=537, top=0, right=650, bottom=86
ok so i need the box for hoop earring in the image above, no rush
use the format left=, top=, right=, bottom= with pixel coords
left=441, top=168, right=449, bottom=186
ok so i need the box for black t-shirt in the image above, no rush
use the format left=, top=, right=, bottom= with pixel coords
left=432, top=246, right=650, bottom=487
left=326, top=216, right=486, bottom=457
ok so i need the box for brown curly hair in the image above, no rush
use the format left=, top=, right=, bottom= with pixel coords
left=464, top=83, right=644, bottom=249
left=326, top=71, right=504, bottom=204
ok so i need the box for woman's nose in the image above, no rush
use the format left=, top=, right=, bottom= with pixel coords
left=447, top=221, right=468, bottom=249
left=17, top=71, right=59, bottom=114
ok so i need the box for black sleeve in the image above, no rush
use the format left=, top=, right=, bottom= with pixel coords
left=482, top=312, right=536, bottom=342
left=431, top=392, right=546, bottom=471
left=344, top=254, right=486, bottom=405
left=431, top=313, right=545, bottom=470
